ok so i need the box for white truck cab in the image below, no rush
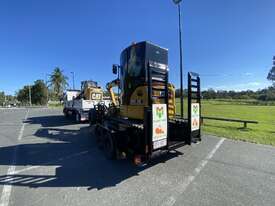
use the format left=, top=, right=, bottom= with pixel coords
left=63, top=81, right=110, bottom=123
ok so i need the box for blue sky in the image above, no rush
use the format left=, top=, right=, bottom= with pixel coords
left=0, top=0, right=274, bottom=95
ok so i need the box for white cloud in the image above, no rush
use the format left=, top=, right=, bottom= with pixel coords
left=247, top=82, right=260, bottom=86
left=243, top=72, right=253, bottom=76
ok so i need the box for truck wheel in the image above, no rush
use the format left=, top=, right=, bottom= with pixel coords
left=64, top=111, right=69, bottom=118
left=94, top=125, right=104, bottom=150
left=103, top=132, right=116, bottom=160
left=92, top=125, right=100, bottom=137
left=65, top=112, right=69, bottom=118
left=89, top=109, right=96, bottom=126
left=75, top=112, right=81, bottom=123
left=63, top=109, right=69, bottom=118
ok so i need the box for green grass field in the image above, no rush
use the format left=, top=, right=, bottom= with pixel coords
left=176, top=99, right=275, bottom=146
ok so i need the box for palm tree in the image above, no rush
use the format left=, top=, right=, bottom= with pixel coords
left=49, top=67, right=68, bottom=99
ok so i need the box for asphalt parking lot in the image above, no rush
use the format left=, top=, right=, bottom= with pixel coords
left=0, top=108, right=275, bottom=206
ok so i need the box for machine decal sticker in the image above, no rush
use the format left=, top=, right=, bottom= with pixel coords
left=152, top=104, right=167, bottom=149
left=191, top=103, right=200, bottom=131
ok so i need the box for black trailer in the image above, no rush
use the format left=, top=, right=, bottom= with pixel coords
left=90, top=69, right=201, bottom=164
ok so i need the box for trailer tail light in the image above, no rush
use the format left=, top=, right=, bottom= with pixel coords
left=134, top=155, right=142, bottom=165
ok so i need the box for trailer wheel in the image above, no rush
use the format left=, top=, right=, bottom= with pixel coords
left=103, top=132, right=116, bottom=160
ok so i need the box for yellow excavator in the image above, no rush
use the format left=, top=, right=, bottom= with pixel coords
left=78, top=81, right=103, bottom=100
left=90, top=41, right=201, bottom=164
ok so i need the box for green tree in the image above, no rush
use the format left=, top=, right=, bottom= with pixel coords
left=17, top=86, right=31, bottom=105
left=202, top=88, right=216, bottom=99
left=32, top=80, right=48, bottom=105
left=267, top=56, right=275, bottom=86
left=267, top=66, right=275, bottom=86
left=5, top=95, right=16, bottom=105
left=17, top=81, right=48, bottom=105
left=175, top=88, right=188, bottom=98
left=49, top=67, right=68, bottom=99
left=0, top=91, right=5, bottom=106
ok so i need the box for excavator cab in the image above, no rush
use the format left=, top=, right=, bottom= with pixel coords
left=108, top=41, right=175, bottom=119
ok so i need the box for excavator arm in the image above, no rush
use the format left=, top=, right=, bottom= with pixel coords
left=106, top=78, right=120, bottom=106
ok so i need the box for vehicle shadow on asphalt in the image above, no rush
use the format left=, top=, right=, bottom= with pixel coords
left=0, top=116, right=183, bottom=190
left=25, top=115, right=75, bottom=127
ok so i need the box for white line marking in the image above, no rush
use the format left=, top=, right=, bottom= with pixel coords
left=0, top=109, right=29, bottom=206
left=18, top=110, right=29, bottom=141
left=162, top=196, right=176, bottom=206
left=12, top=150, right=90, bottom=175
left=0, top=149, right=91, bottom=204
left=162, top=138, right=225, bottom=206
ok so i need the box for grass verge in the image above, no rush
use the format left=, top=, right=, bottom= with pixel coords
left=176, top=99, right=275, bottom=146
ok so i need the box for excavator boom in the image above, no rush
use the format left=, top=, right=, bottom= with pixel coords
left=106, top=78, right=119, bottom=106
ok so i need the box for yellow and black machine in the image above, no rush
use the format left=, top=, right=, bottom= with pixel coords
left=89, top=41, right=201, bottom=164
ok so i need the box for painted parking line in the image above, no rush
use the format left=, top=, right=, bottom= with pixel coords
left=162, top=138, right=225, bottom=206
left=0, top=109, right=29, bottom=206
left=12, top=150, right=91, bottom=175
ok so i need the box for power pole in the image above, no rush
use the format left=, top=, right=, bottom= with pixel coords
left=29, top=85, right=32, bottom=106
left=71, top=72, right=75, bottom=90
left=173, top=0, right=184, bottom=118
left=45, top=74, right=50, bottom=106
left=178, top=3, right=184, bottom=118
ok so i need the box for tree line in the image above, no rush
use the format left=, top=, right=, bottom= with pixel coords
left=200, top=87, right=275, bottom=101
left=1, top=57, right=275, bottom=106
left=0, top=92, right=16, bottom=106
left=177, top=61, right=275, bottom=101
left=15, top=67, right=68, bottom=106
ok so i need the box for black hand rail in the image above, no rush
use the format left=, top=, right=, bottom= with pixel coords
left=201, top=116, right=258, bottom=128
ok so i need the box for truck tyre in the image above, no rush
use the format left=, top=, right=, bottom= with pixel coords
left=63, top=109, right=69, bottom=118
left=75, top=112, right=81, bottom=123
left=89, top=109, right=96, bottom=126
left=94, top=125, right=104, bottom=150
left=103, top=132, right=116, bottom=160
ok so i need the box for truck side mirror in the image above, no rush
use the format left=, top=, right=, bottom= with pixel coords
left=112, top=65, right=118, bottom=75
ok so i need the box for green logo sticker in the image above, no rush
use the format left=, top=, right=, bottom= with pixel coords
left=193, top=105, right=198, bottom=114
left=156, top=107, right=164, bottom=119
